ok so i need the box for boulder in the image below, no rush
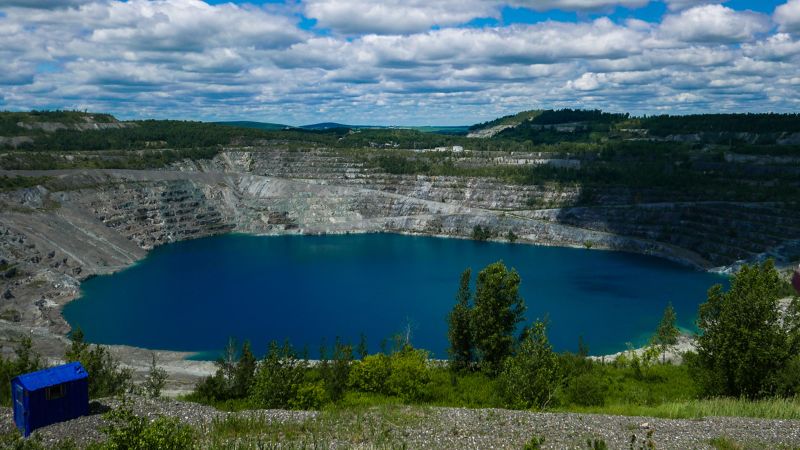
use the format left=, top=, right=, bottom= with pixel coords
left=3, top=289, right=13, bottom=300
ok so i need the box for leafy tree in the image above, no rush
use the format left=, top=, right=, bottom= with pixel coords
left=0, top=337, right=43, bottom=405
left=472, top=225, right=493, bottom=241
left=249, top=341, right=307, bottom=409
left=321, top=338, right=353, bottom=403
left=66, top=328, right=132, bottom=398
left=143, top=353, right=167, bottom=399
left=358, top=333, right=368, bottom=360
left=232, top=341, right=256, bottom=399
left=386, top=346, right=431, bottom=402
left=448, top=268, right=474, bottom=371
left=652, top=302, right=679, bottom=364
left=348, top=353, right=391, bottom=394
left=498, top=321, right=560, bottom=409
left=691, top=260, right=800, bottom=398
left=472, top=261, right=527, bottom=373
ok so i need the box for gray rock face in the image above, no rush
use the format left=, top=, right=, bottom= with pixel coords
left=0, top=146, right=797, bottom=359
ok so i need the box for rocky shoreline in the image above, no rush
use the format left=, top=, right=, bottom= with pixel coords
left=1, top=150, right=798, bottom=391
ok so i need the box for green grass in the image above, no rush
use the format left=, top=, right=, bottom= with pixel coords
left=561, top=396, right=800, bottom=420
left=200, top=405, right=424, bottom=449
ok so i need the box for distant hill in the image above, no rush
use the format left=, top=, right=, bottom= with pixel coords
left=300, top=122, right=367, bottom=130
left=215, top=121, right=290, bottom=131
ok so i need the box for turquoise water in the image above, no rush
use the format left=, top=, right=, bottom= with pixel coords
left=63, top=233, right=727, bottom=358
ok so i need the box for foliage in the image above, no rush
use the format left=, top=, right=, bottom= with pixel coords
left=523, top=435, right=546, bottom=450
left=472, top=261, right=526, bottom=374
left=471, top=225, right=493, bottom=241
left=564, top=372, right=608, bottom=407
left=691, top=260, right=800, bottom=398
left=98, top=403, right=195, bottom=450
left=65, top=328, right=132, bottom=398
left=320, top=338, right=353, bottom=403
left=348, top=353, right=392, bottom=394
left=385, top=346, right=431, bottom=402
left=652, top=302, right=679, bottom=364
left=142, top=353, right=167, bottom=399
left=0, top=337, right=43, bottom=406
left=498, top=321, right=560, bottom=410
left=0, top=176, right=52, bottom=192
left=191, top=339, right=255, bottom=403
left=447, top=268, right=474, bottom=372
left=249, top=341, right=308, bottom=409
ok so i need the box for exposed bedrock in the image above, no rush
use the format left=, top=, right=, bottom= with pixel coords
left=0, top=147, right=797, bottom=383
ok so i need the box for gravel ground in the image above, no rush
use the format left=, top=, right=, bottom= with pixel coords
left=2, top=396, right=799, bottom=449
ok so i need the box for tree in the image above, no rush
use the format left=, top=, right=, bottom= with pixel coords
left=143, top=353, right=167, bottom=398
left=498, top=320, right=560, bottom=409
left=471, top=261, right=527, bottom=374
left=250, top=341, right=307, bottom=409
left=691, top=260, right=800, bottom=398
left=66, top=328, right=132, bottom=398
left=232, top=341, right=256, bottom=399
left=357, top=333, right=368, bottom=360
left=652, top=302, right=679, bottom=364
left=448, top=268, right=474, bottom=371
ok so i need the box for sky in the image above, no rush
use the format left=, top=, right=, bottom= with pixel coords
left=0, top=0, right=799, bottom=125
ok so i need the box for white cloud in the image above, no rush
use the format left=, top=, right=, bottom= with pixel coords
left=509, top=0, right=649, bottom=12
left=0, top=0, right=800, bottom=123
left=663, top=0, right=726, bottom=12
left=303, top=0, right=496, bottom=35
left=660, top=4, right=771, bottom=43
left=0, top=0, right=91, bottom=9
left=775, top=0, right=800, bottom=33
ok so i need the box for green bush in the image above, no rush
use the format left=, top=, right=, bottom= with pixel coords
left=692, top=260, right=800, bottom=398
left=498, top=321, right=560, bottom=409
left=349, top=354, right=391, bottom=394
left=65, top=329, right=132, bottom=398
left=249, top=341, right=307, bottom=409
left=564, top=372, right=608, bottom=407
left=387, top=347, right=431, bottom=402
left=289, top=382, right=327, bottom=410
left=0, top=337, right=43, bottom=406
left=97, top=405, right=195, bottom=450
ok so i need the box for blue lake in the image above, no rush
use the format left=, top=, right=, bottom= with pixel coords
left=62, top=233, right=727, bottom=358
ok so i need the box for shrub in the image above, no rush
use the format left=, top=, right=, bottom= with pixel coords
left=564, top=372, right=608, bottom=407
left=320, top=338, right=352, bottom=403
left=0, top=337, right=43, bottom=406
left=349, top=354, right=391, bottom=394
left=249, top=341, right=307, bottom=409
left=498, top=321, right=560, bottom=410
left=387, top=347, right=431, bottom=402
left=692, top=260, right=800, bottom=398
left=99, top=404, right=195, bottom=450
left=142, top=354, right=167, bottom=399
left=65, top=329, right=132, bottom=398
left=191, top=339, right=256, bottom=403
left=289, top=382, right=326, bottom=410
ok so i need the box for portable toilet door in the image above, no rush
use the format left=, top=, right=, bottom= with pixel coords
left=11, top=380, right=29, bottom=437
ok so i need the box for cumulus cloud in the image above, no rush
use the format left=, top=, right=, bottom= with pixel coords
left=0, top=0, right=92, bottom=9
left=0, top=0, right=800, bottom=123
left=662, top=0, right=726, bottom=11
left=303, top=0, right=496, bottom=34
left=660, top=4, right=771, bottom=43
left=775, top=0, right=800, bottom=33
left=509, top=0, right=649, bottom=12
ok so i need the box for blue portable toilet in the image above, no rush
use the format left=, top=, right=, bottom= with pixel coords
left=11, top=362, right=89, bottom=437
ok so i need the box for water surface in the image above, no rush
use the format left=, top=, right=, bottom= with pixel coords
left=63, top=233, right=726, bottom=358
